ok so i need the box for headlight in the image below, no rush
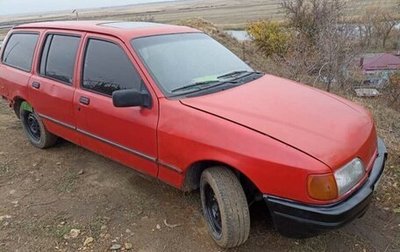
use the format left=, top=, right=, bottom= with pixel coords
left=334, top=158, right=365, bottom=196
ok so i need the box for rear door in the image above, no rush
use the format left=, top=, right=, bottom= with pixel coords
left=29, top=31, right=84, bottom=142
left=74, top=34, right=159, bottom=176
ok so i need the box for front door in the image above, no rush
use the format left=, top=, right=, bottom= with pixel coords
left=74, top=34, right=159, bottom=176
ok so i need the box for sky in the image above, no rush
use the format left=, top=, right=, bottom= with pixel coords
left=0, top=0, right=175, bottom=16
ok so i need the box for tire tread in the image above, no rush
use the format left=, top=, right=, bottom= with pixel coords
left=200, top=167, right=250, bottom=248
left=20, top=107, right=58, bottom=149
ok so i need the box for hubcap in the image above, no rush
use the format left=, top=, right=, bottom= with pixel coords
left=26, top=113, right=41, bottom=141
left=204, top=184, right=222, bottom=236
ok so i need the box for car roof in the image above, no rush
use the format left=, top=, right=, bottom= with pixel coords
left=14, top=21, right=200, bottom=40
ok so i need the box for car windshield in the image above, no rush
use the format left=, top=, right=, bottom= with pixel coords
left=131, top=33, right=254, bottom=97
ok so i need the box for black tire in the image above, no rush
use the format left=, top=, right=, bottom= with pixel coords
left=200, top=167, right=250, bottom=248
left=20, top=106, right=58, bottom=149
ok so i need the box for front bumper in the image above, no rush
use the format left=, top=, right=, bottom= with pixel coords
left=264, top=138, right=387, bottom=238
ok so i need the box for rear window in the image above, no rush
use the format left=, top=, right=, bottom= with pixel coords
left=40, top=34, right=80, bottom=84
left=1, top=33, right=39, bottom=72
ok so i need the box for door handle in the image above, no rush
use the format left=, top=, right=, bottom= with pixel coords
left=32, top=82, right=40, bottom=89
left=79, top=96, right=90, bottom=105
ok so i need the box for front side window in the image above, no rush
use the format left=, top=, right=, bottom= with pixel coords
left=40, top=34, right=80, bottom=84
left=131, top=33, right=254, bottom=97
left=82, top=39, right=142, bottom=96
left=1, top=33, right=39, bottom=72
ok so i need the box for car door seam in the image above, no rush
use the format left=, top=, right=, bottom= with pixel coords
left=38, top=113, right=184, bottom=173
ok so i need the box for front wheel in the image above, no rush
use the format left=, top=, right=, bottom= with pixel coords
left=20, top=104, right=58, bottom=149
left=200, top=167, right=250, bottom=248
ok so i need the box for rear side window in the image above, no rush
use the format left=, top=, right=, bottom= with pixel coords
left=1, top=33, right=38, bottom=72
left=82, top=38, right=142, bottom=96
left=40, top=34, right=80, bottom=84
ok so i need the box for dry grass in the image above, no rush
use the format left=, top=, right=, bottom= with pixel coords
left=348, top=0, right=400, bottom=17
left=355, top=98, right=400, bottom=210
left=0, top=0, right=399, bottom=31
left=0, top=29, right=9, bottom=41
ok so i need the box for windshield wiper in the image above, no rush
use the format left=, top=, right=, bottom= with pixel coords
left=171, top=71, right=263, bottom=95
left=217, top=70, right=252, bottom=79
left=171, top=80, right=221, bottom=93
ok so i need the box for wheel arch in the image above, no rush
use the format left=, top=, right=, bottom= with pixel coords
left=182, top=160, right=261, bottom=200
left=12, top=96, right=28, bottom=119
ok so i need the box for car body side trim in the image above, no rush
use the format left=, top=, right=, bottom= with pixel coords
left=39, top=112, right=183, bottom=174
left=158, top=160, right=183, bottom=174
left=76, top=128, right=157, bottom=162
left=38, top=113, right=76, bottom=130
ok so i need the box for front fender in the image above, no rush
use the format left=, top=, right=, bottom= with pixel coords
left=157, top=99, right=331, bottom=204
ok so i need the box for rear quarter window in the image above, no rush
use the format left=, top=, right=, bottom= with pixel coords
left=1, top=33, right=39, bottom=72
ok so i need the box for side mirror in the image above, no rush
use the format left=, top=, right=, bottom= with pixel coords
left=112, top=89, right=151, bottom=108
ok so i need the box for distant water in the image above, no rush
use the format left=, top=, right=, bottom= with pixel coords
left=0, top=0, right=177, bottom=16
left=225, top=30, right=250, bottom=42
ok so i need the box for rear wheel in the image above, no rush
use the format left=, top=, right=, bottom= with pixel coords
left=20, top=104, right=58, bottom=149
left=200, top=167, right=250, bottom=248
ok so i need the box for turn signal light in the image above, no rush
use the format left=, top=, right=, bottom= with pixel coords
left=307, top=174, right=338, bottom=201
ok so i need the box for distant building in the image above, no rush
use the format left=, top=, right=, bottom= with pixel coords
left=359, top=53, right=400, bottom=88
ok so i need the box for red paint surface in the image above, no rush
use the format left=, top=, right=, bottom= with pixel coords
left=0, top=21, right=378, bottom=205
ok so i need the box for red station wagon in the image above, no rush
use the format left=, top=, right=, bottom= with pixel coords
left=0, top=21, right=387, bottom=248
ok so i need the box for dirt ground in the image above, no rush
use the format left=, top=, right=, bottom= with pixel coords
left=0, top=0, right=399, bottom=250
left=0, top=99, right=399, bottom=252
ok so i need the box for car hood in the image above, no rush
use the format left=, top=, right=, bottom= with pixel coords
left=180, top=74, right=377, bottom=169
